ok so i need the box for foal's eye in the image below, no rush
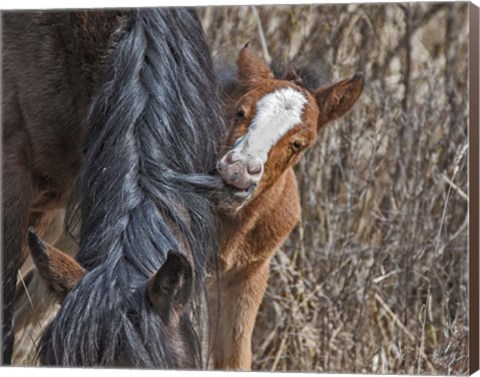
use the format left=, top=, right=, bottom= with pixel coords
left=235, top=108, right=245, bottom=120
left=291, top=141, right=303, bottom=152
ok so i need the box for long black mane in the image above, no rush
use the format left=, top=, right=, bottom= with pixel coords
left=38, top=8, right=223, bottom=367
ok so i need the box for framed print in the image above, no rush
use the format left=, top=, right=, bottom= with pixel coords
left=1, top=1, right=479, bottom=375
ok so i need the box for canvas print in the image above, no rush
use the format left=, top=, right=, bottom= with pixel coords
left=1, top=2, right=476, bottom=375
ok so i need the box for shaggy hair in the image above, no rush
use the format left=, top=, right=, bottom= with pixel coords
left=37, top=8, right=224, bottom=367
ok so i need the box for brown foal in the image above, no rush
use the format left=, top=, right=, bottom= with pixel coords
left=209, top=45, right=364, bottom=370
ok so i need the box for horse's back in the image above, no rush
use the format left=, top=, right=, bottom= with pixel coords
left=2, top=11, right=124, bottom=208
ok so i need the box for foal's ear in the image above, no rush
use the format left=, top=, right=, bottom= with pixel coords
left=283, top=63, right=303, bottom=86
left=147, top=251, right=193, bottom=324
left=27, top=228, right=85, bottom=302
left=237, top=43, right=274, bottom=88
left=315, top=72, right=364, bottom=127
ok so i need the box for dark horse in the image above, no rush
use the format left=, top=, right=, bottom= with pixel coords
left=2, top=9, right=223, bottom=366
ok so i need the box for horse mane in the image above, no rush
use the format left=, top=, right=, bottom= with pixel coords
left=39, top=8, right=224, bottom=367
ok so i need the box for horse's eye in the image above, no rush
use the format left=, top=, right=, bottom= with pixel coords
left=291, top=141, right=302, bottom=152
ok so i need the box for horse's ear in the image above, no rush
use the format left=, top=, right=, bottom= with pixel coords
left=237, top=43, right=273, bottom=88
left=147, top=251, right=193, bottom=324
left=315, top=72, right=364, bottom=127
left=27, top=228, right=85, bottom=302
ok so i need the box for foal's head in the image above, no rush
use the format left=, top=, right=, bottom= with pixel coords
left=217, top=46, right=364, bottom=210
left=27, top=228, right=197, bottom=367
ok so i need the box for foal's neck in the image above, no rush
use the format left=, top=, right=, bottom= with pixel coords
left=219, top=167, right=299, bottom=240
left=232, top=167, right=291, bottom=217
left=217, top=167, right=301, bottom=273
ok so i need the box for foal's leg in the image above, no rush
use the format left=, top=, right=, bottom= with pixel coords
left=2, top=144, right=34, bottom=365
left=211, top=261, right=270, bottom=370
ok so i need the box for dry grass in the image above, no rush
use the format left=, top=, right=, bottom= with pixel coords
left=199, top=3, right=469, bottom=374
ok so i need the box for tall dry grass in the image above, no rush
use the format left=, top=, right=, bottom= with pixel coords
left=199, top=3, right=469, bottom=374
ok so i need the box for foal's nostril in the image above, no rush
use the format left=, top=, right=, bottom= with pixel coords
left=229, top=173, right=239, bottom=182
left=247, top=162, right=262, bottom=176
left=225, top=151, right=236, bottom=164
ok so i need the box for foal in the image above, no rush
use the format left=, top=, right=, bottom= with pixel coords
left=210, top=46, right=364, bottom=370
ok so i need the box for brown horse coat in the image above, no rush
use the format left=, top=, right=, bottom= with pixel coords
left=209, top=46, right=364, bottom=370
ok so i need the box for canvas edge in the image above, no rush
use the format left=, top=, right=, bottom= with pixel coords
left=469, top=1, right=480, bottom=375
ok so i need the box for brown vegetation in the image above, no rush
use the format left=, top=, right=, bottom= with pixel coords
left=199, top=3, right=469, bottom=374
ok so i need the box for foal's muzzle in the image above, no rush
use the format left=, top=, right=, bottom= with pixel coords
left=217, top=150, right=263, bottom=199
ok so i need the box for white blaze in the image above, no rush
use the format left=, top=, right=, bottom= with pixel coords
left=233, top=87, right=307, bottom=164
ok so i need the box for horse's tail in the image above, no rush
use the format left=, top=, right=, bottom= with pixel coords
left=40, top=8, right=224, bottom=367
